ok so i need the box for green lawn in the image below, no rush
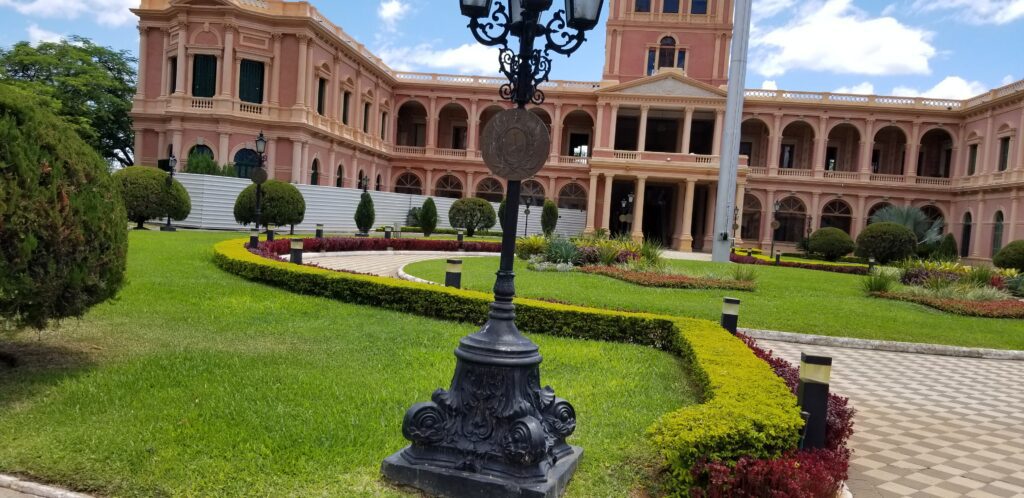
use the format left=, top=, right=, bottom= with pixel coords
left=405, top=257, right=1024, bottom=350
left=0, top=231, right=693, bottom=497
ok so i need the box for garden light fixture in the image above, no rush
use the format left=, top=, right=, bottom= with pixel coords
left=249, top=228, right=259, bottom=248
left=798, top=353, right=833, bottom=450
left=721, top=297, right=740, bottom=335
left=445, top=259, right=463, bottom=289
left=161, top=154, right=178, bottom=232
left=315, top=224, right=324, bottom=239
left=289, top=239, right=303, bottom=265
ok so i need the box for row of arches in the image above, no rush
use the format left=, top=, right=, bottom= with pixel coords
left=742, top=119, right=955, bottom=178
left=392, top=172, right=589, bottom=210
left=740, top=195, right=946, bottom=243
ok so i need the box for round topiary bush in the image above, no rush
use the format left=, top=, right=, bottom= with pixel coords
left=807, top=227, right=855, bottom=261
left=420, top=197, right=438, bottom=237
left=234, top=180, right=306, bottom=229
left=993, top=240, right=1024, bottom=272
left=541, top=199, right=558, bottom=236
left=449, top=197, right=496, bottom=237
left=0, top=82, right=128, bottom=331
left=354, top=191, right=375, bottom=235
left=113, top=166, right=192, bottom=229
left=855, top=222, right=917, bottom=264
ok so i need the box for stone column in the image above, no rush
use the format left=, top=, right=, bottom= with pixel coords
left=136, top=27, right=148, bottom=99
left=971, top=197, right=985, bottom=258
left=585, top=172, right=599, bottom=233
left=853, top=195, right=867, bottom=239
left=812, top=138, right=826, bottom=176
left=1009, top=189, right=1020, bottom=241
left=712, top=109, right=725, bottom=156
left=171, top=129, right=183, bottom=167
left=680, top=179, right=696, bottom=251
left=631, top=176, right=647, bottom=241
left=860, top=119, right=875, bottom=175
left=768, top=114, right=783, bottom=171
left=329, top=57, right=341, bottom=120
left=159, top=29, right=170, bottom=98
left=218, top=133, right=229, bottom=163
left=595, top=103, right=605, bottom=151
left=425, top=169, right=434, bottom=196
left=734, top=184, right=746, bottom=243
left=157, top=131, right=167, bottom=160
left=810, top=192, right=821, bottom=233
left=220, top=25, right=234, bottom=98
left=175, top=27, right=186, bottom=95
left=267, top=138, right=277, bottom=179
left=681, top=106, right=693, bottom=154
left=608, top=104, right=620, bottom=150
left=552, top=104, right=564, bottom=158
left=907, top=122, right=921, bottom=178
left=270, top=34, right=282, bottom=106
left=427, top=96, right=438, bottom=149
left=602, top=173, right=616, bottom=230
left=1018, top=111, right=1024, bottom=170
left=703, top=184, right=717, bottom=248
left=301, top=142, right=310, bottom=184
left=760, top=189, right=775, bottom=249
left=468, top=99, right=479, bottom=152
left=296, top=35, right=309, bottom=108
left=981, top=112, right=995, bottom=175
left=291, top=139, right=302, bottom=183
left=637, top=105, right=650, bottom=153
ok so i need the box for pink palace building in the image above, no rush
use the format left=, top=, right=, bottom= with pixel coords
left=130, top=0, right=1024, bottom=260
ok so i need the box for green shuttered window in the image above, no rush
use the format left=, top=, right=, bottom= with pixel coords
left=238, top=59, right=265, bottom=104
left=192, top=54, right=217, bottom=98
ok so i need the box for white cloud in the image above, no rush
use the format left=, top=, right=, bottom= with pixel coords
left=834, top=82, right=875, bottom=94
left=0, top=0, right=136, bottom=26
left=880, top=3, right=897, bottom=16
left=891, top=76, right=988, bottom=99
left=760, top=80, right=778, bottom=90
left=377, top=43, right=500, bottom=75
left=378, top=0, right=410, bottom=32
left=911, top=0, right=1024, bottom=24
left=753, top=0, right=795, bottom=20
left=1002, top=74, right=1016, bottom=85
left=26, top=23, right=61, bottom=45
left=753, top=0, right=935, bottom=77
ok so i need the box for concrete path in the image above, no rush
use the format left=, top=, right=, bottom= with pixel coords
left=761, top=340, right=1024, bottom=498
left=0, top=489, right=31, bottom=498
left=303, top=251, right=495, bottom=278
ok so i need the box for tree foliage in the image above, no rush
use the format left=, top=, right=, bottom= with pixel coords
left=354, top=192, right=375, bottom=234
left=0, top=36, right=137, bottom=167
left=807, top=228, right=856, bottom=261
left=420, top=198, right=438, bottom=237
left=185, top=152, right=234, bottom=177
left=113, top=167, right=191, bottom=229
left=449, top=198, right=497, bottom=237
left=234, top=180, right=306, bottom=228
left=855, top=222, right=917, bottom=264
left=993, top=241, right=1024, bottom=272
left=0, top=82, right=128, bottom=330
left=869, top=205, right=942, bottom=245
left=541, top=199, right=559, bottom=236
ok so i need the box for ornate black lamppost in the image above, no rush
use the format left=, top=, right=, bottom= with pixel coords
left=769, top=199, right=781, bottom=258
left=619, top=192, right=635, bottom=236
left=251, top=132, right=268, bottom=233
left=523, top=195, right=533, bottom=236
left=160, top=155, right=178, bottom=232
left=382, top=1, right=604, bottom=496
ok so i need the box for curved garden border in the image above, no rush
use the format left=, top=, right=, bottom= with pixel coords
left=213, top=239, right=807, bottom=495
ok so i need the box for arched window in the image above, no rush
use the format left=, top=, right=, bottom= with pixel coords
left=920, top=205, right=945, bottom=234
left=741, top=194, right=762, bottom=242
left=394, top=172, right=423, bottom=195
left=357, top=170, right=367, bottom=190
left=774, top=196, right=807, bottom=243
left=866, top=202, right=893, bottom=225
left=435, top=175, right=464, bottom=199
left=961, top=213, right=972, bottom=258
left=521, top=180, right=546, bottom=207
left=336, top=165, right=344, bottom=188
left=820, top=200, right=853, bottom=234
left=188, top=144, right=213, bottom=160
left=475, top=177, right=504, bottom=203
left=659, top=37, right=675, bottom=69
left=557, top=183, right=587, bottom=210
left=310, top=159, right=320, bottom=186
left=233, top=149, right=260, bottom=179
left=992, top=211, right=1005, bottom=257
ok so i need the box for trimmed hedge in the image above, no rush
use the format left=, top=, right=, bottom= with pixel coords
left=234, top=180, right=306, bottom=228
left=872, top=292, right=1024, bottom=319
left=113, top=166, right=191, bottom=229
left=807, top=227, right=855, bottom=262
left=993, top=240, right=1024, bottom=272
left=213, top=239, right=803, bottom=496
left=257, top=237, right=501, bottom=256
left=731, top=253, right=869, bottom=275
left=579, top=265, right=756, bottom=292
left=855, top=222, right=917, bottom=264
left=375, top=226, right=504, bottom=237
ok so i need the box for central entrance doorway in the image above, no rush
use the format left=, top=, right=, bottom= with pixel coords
left=608, top=180, right=677, bottom=243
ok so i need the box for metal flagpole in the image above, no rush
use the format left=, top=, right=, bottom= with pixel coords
left=712, top=0, right=753, bottom=262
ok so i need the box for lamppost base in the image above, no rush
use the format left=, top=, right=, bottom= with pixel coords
left=382, top=445, right=581, bottom=498
left=160, top=226, right=177, bottom=232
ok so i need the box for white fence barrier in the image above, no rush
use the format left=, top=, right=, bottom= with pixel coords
left=174, top=173, right=587, bottom=237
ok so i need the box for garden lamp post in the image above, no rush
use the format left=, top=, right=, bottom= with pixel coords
left=769, top=200, right=781, bottom=258
left=160, top=155, right=178, bottom=232
left=252, top=132, right=269, bottom=233
left=382, top=0, right=605, bottom=495
left=523, top=195, right=533, bottom=236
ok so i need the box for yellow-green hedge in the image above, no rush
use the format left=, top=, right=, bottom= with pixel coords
left=213, top=239, right=802, bottom=494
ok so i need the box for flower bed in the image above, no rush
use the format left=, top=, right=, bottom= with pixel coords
left=731, top=253, right=869, bottom=275
left=872, top=292, right=1024, bottom=319
left=257, top=237, right=501, bottom=256
left=580, top=265, right=756, bottom=291
left=213, top=239, right=840, bottom=496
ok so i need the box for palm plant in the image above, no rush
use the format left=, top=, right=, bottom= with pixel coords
left=869, top=205, right=943, bottom=245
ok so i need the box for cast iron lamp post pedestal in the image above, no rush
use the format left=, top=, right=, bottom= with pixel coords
left=160, top=155, right=178, bottom=232
left=251, top=132, right=268, bottom=234
left=381, top=1, right=604, bottom=496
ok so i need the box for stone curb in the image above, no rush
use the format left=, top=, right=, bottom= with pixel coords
left=301, top=250, right=500, bottom=258
left=743, top=328, right=1024, bottom=361
left=397, top=265, right=438, bottom=286
left=0, top=475, right=91, bottom=498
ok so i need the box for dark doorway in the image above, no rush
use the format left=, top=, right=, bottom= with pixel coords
left=609, top=180, right=637, bottom=237
left=568, top=133, right=590, bottom=156
left=689, top=120, right=714, bottom=155
left=646, top=119, right=679, bottom=153
left=780, top=144, right=795, bottom=168
left=641, top=184, right=676, bottom=243
left=691, top=184, right=710, bottom=252
left=615, top=116, right=639, bottom=150
left=825, top=146, right=838, bottom=170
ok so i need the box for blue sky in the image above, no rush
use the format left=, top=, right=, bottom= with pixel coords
left=0, top=0, right=1021, bottom=99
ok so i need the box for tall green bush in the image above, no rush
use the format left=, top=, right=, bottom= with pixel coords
left=449, top=197, right=496, bottom=237
left=0, top=82, right=128, bottom=331
left=420, top=198, right=438, bottom=237
left=931, top=234, right=959, bottom=261
left=354, top=191, right=375, bottom=235
left=993, top=240, right=1024, bottom=272
left=113, top=166, right=192, bottom=229
left=855, top=222, right=917, bottom=264
left=233, top=180, right=305, bottom=228
left=806, top=227, right=855, bottom=261
left=541, top=199, right=558, bottom=236
left=184, top=152, right=232, bottom=176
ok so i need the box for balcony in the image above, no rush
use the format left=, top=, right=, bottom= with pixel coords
left=748, top=167, right=957, bottom=188
left=744, top=89, right=963, bottom=111
left=596, top=149, right=735, bottom=167
left=388, top=146, right=593, bottom=169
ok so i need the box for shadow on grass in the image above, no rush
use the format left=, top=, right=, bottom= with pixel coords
left=0, top=339, right=94, bottom=409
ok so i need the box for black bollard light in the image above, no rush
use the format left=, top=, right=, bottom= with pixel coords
left=445, top=259, right=463, bottom=289
left=798, top=353, right=832, bottom=450
left=290, top=239, right=304, bottom=265
left=249, top=228, right=260, bottom=249
left=868, top=257, right=876, bottom=272
left=775, top=249, right=781, bottom=265
left=316, top=224, right=324, bottom=239
left=385, top=226, right=393, bottom=240
left=457, top=229, right=465, bottom=243
left=747, top=249, right=753, bottom=257
left=720, top=297, right=741, bottom=334
left=267, top=224, right=276, bottom=242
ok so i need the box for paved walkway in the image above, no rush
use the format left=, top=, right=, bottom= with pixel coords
left=761, top=340, right=1024, bottom=498
left=304, top=252, right=493, bottom=278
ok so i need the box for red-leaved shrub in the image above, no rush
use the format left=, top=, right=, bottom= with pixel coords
left=873, top=292, right=1024, bottom=319
left=579, top=265, right=755, bottom=291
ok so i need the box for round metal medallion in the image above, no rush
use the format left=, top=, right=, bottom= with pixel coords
left=481, top=109, right=551, bottom=181
left=250, top=167, right=268, bottom=185
left=770, top=220, right=781, bottom=230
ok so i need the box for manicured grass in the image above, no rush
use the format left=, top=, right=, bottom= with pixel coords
left=405, top=257, right=1024, bottom=350
left=0, top=231, right=694, bottom=497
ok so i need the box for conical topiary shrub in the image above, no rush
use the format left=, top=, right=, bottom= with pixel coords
left=420, top=197, right=438, bottom=237
left=355, top=191, right=375, bottom=235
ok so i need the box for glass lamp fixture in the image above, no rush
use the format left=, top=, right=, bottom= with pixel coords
left=564, top=0, right=604, bottom=31
left=255, top=131, right=267, bottom=154
left=799, top=354, right=832, bottom=384
left=722, top=297, right=740, bottom=317
left=290, top=239, right=304, bottom=251
left=460, top=0, right=493, bottom=18
left=168, top=155, right=178, bottom=170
